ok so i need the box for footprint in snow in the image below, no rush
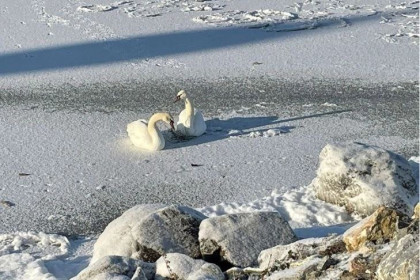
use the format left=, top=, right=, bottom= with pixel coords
left=78, top=5, right=118, bottom=12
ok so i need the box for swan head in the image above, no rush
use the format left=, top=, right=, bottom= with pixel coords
left=174, top=90, right=187, bottom=103
left=162, top=113, right=175, bottom=130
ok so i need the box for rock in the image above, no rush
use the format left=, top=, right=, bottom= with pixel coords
left=199, top=212, right=297, bottom=269
left=396, top=218, right=419, bottom=239
left=265, top=256, right=322, bottom=280
left=318, top=238, right=346, bottom=257
left=348, top=254, right=380, bottom=279
left=75, top=255, right=155, bottom=280
left=317, top=256, right=339, bottom=271
left=376, top=233, right=419, bottom=280
left=91, top=204, right=207, bottom=264
left=343, top=206, right=410, bottom=251
left=131, top=267, right=148, bottom=280
left=339, top=270, right=355, bottom=280
left=311, top=143, right=418, bottom=216
left=225, top=267, right=248, bottom=280
left=258, top=240, right=319, bottom=270
left=154, top=253, right=224, bottom=280
left=305, top=256, right=340, bottom=280
left=259, top=235, right=343, bottom=270
left=90, top=275, right=130, bottom=280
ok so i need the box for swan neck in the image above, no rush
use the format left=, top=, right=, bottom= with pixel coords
left=185, top=97, right=194, bottom=118
left=147, top=114, right=162, bottom=142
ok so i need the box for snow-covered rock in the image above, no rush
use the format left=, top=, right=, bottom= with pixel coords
left=408, top=156, right=419, bottom=187
left=91, top=204, right=206, bottom=264
left=154, top=253, right=224, bottom=280
left=258, top=235, right=343, bottom=270
left=199, top=212, right=297, bottom=268
left=258, top=241, right=318, bottom=270
left=311, top=143, right=418, bottom=216
left=75, top=255, right=155, bottom=280
left=376, top=233, right=419, bottom=280
left=265, top=256, right=323, bottom=280
left=343, top=206, right=409, bottom=251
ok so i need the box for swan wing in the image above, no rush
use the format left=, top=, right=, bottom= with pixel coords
left=176, top=109, right=190, bottom=135
left=192, top=109, right=207, bottom=136
left=127, top=119, right=152, bottom=149
left=176, top=108, right=206, bottom=137
left=178, top=109, right=191, bottom=127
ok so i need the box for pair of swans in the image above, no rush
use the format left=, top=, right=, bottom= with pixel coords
left=127, top=90, right=207, bottom=151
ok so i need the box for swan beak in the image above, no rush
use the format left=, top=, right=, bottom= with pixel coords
left=170, top=120, right=175, bottom=130
left=174, top=96, right=181, bottom=103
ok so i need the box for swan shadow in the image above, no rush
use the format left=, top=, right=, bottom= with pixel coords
left=164, top=109, right=352, bottom=149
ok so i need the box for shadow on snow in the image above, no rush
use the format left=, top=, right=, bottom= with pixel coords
left=0, top=11, right=404, bottom=76
left=164, top=109, right=352, bottom=149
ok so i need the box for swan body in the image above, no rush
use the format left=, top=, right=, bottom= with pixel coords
left=127, top=113, right=174, bottom=151
left=174, top=90, right=206, bottom=137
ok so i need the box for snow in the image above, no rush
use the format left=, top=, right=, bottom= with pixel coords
left=0, top=0, right=418, bottom=88
left=0, top=0, right=418, bottom=278
left=155, top=253, right=224, bottom=280
left=199, top=186, right=354, bottom=229
left=0, top=232, right=94, bottom=280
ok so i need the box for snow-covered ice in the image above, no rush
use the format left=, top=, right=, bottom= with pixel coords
left=0, top=0, right=418, bottom=87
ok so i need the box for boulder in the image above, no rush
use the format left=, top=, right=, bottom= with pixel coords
left=311, top=143, right=418, bottom=216
left=258, top=240, right=319, bottom=270
left=225, top=267, right=248, bottom=280
left=265, top=256, right=323, bottom=280
left=346, top=254, right=383, bottom=280
left=75, top=255, right=155, bottom=280
left=154, top=253, right=224, bottom=280
left=343, top=206, right=410, bottom=251
left=258, top=235, right=343, bottom=270
left=199, top=212, right=297, bottom=268
left=91, top=204, right=207, bottom=264
left=376, top=233, right=419, bottom=280
left=258, top=235, right=345, bottom=279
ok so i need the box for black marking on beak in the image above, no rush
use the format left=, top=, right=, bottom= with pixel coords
left=170, top=120, right=175, bottom=130
left=174, top=96, right=181, bottom=103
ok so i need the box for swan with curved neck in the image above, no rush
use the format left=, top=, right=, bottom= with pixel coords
left=174, top=90, right=206, bottom=137
left=127, top=112, right=174, bottom=151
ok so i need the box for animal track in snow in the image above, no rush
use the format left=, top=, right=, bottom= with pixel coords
left=77, top=5, right=118, bottom=13
left=378, top=2, right=419, bottom=44
left=182, top=3, right=225, bottom=12
left=77, top=1, right=133, bottom=13
left=248, top=128, right=289, bottom=138
left=193, top=9, right=298, bottom=26
left=128, top=58, right=187, bottom=70
left=60, top=0, right=117, bottom=40
left=191, top=0, right=415, bottom=38
left=122, top=0, right=186, bottom=18
left=31, top=0, right=70, bottom=26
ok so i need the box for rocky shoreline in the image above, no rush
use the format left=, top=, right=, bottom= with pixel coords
left=75, top=142, right=419, bottom=280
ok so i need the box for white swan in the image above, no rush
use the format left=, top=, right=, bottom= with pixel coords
left=174, top=90, right=206, bottom=137
left=127, top=112, right=174, bottom=151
